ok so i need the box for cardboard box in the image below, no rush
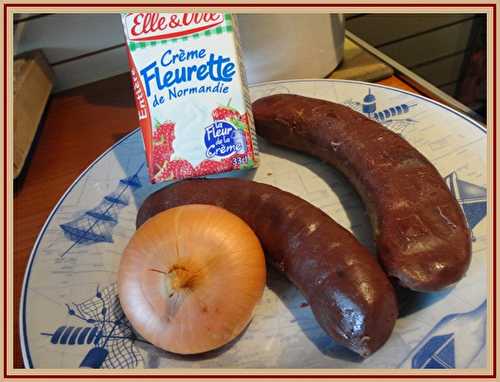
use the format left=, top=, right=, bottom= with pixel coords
left=14, top=50, right=54, bottom=178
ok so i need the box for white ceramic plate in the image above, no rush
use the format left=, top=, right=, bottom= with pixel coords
left=20, top=80, right=488, bottom=369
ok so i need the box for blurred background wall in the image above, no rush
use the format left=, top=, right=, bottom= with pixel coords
left=14, top=13, right=486, bottom=118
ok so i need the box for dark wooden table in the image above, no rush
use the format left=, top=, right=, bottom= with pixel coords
left=12, top=73, right=420, bottom=368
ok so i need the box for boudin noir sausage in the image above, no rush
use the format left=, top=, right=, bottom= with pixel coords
left=252, top=94, right=471, bottom=292
left=137, top=178, right=398, bottom=357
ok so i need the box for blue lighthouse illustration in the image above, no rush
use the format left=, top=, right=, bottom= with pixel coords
left=59, top=164, right=144, bottom=257
left=362, top=89, right=377, bottom=117
left=40, top=283, right=144, bottom=368
left=444, top=171, right=487, bottom=232
left=344, top=89, right=417, bottom=135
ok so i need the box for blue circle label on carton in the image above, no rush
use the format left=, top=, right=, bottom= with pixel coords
left=204, top=121, right=244, bottom=158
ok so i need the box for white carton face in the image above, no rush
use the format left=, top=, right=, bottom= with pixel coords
left=122, top=13, right=258, bottom=182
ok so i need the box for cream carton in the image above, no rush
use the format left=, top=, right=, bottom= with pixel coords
left=122, top=13, right=259, bottom=183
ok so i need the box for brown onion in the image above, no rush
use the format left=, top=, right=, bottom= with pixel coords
left=118, top=204, right=266, bottom=354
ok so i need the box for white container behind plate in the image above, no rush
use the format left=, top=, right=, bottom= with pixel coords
left=237, top=14, right=344, bottom=84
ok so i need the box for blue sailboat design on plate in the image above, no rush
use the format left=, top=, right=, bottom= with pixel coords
left=399, top=300, right=486, bottom=368
left=59, top=164, right=144, bottom=257
left=40, top=283, right=144, bottom=368
left=444, top=171, right=487, bottom=231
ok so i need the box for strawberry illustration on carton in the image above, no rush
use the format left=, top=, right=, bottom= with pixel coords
left=122, top=13, right=259, bottom=183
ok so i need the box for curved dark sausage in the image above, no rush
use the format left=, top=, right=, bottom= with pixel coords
left=252, top=94, right=471, bottom=292
left=137, top=178, right=398, bottom=357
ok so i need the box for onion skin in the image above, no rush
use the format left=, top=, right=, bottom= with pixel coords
left=137, top=179, right=398, bottom=357
left=118, top=204, right=266, bottom=355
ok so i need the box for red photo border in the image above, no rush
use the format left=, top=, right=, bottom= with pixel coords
left=3, top=2, right=497, bottom=380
